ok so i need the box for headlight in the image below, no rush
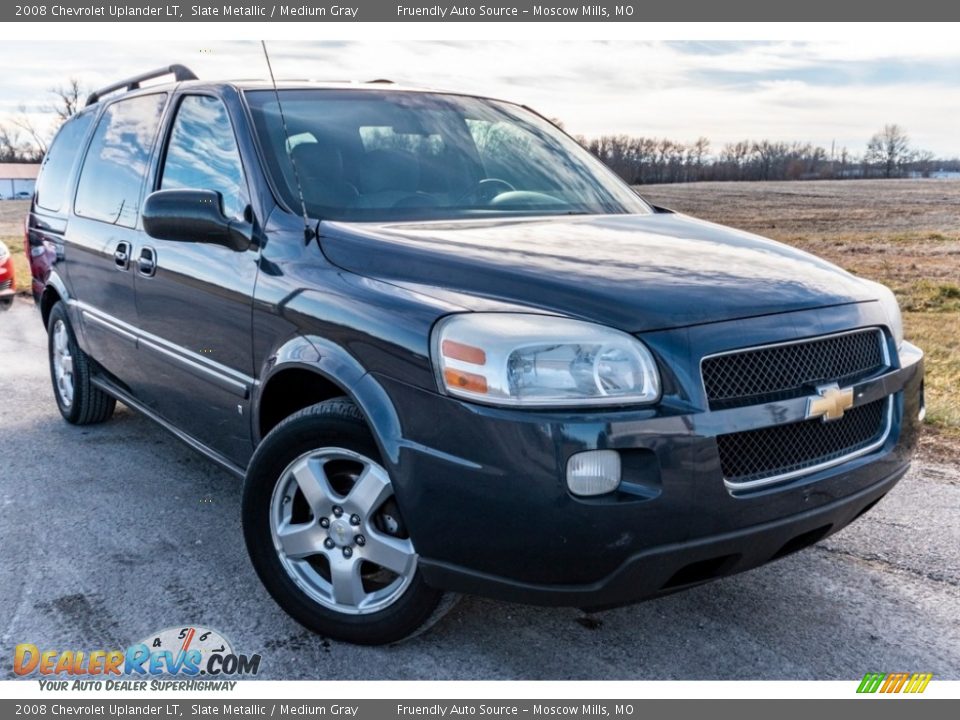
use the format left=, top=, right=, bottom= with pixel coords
left=0, top=242, right=9, bottom=262
left=431, top=313, right=661, bottom=407
left=875, top=283, right=904, bottom=349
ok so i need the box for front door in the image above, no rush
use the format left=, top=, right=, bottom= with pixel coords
left=131, top=93, right=260, bottom=467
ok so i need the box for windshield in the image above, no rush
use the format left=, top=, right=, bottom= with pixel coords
left=245, top=89, right=651, bottom=222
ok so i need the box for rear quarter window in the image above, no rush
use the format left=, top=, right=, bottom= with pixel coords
left=35, top=112, right=95, bottom=212
left=74, top=93, right=167, bottom=227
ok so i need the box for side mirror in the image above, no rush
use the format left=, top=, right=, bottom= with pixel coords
left=142, top=189, right=253, bottom=252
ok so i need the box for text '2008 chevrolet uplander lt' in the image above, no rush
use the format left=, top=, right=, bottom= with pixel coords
left=27, top=65, right=924, bottom=644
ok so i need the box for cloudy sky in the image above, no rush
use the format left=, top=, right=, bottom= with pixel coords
left=2, top=40, right=959, bottom=157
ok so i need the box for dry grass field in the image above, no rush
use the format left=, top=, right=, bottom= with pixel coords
left=641, top=179, right=960, bottom=460
left=4, top=179, right=958, bottom=458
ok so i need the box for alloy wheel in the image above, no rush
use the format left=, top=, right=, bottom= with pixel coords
left=269, top=448, right=417, bottom=615
left=52, top=319, right=75, bottom=408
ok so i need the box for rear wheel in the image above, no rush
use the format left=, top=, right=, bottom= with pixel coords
left=242, top=398, right=446, bottom=645
left=47, top=302, right=116, bottom=425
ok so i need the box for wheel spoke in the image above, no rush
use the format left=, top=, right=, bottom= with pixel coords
left=61, top=354, right=73, bottom=377
left=329, top=556, right=365, bottom=606
left=289, top=457, right=336, bottom=513
left=346, top=465, right=391, bottom=516
left=276, top=521, right=325, bottom=560
left=363, top=532, right=415, bottom=575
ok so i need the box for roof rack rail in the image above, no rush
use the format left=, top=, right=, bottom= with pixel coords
left=85, top=64, right=198, bottom=107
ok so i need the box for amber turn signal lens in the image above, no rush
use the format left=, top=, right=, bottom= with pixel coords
left=441, top=339, right=487, bottom=365
left=443, top=368, right=488, bottom=394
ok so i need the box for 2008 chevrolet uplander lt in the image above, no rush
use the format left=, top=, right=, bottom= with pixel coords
left=28, top=65, right=924, bottom=644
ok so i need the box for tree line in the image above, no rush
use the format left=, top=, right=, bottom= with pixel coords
left=574, top=125, right=957, bottom=184
left=2, top=79, right=957, bottom=186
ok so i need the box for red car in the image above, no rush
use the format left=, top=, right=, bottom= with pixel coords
left=0, top=239, right=15, bottom=311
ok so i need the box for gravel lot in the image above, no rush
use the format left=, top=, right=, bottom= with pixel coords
left=1, top=297, right=958, bottom=680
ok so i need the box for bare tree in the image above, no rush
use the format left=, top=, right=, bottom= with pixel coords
left=0, top=122, right=44, bottom=162
left=838, top=146, right=850, bottom=178
left=720, top=141, right=751, bottom=179
left=10, top=105, right=48, bottom=156
left=0, top=124, right=20, bottom=162
left=690, top=137, right=710, bottom=180
left=865, top=124, right=911, bottom=178
left=913, top=149, right=935, bottom=178
left=45, top=78, right=85, bottom=121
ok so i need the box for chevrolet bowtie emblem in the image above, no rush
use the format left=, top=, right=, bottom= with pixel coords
left=806, top=384, right=855, bottom=422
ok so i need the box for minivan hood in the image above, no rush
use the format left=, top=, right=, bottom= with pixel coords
left=320, top=213, right=876, bottom=332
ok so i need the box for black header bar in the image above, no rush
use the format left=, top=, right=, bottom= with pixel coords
left=5, top=1, right=960, bottom=22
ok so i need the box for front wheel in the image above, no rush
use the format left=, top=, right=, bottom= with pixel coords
left=242, top=398, right=446, bottom=645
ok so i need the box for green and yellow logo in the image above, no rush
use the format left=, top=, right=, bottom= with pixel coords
left=857, top=672, right=933, bottom=694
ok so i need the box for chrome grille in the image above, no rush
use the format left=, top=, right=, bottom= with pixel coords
left=702, top=329, right=886, bottom=410
left=0, top=279, right=11, bottom=291
left=717, top=398, right=890, bottom=488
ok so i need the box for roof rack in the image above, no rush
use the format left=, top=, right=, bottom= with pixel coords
left=85, top=64, right=198, bottom=107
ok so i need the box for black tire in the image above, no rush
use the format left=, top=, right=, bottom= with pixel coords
left=47, top=302, right=116, bottom=425
left=242, top=398, right=445, bottom=645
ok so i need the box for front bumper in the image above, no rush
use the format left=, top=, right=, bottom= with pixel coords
left=375, top=304, right=924, bottom=608
left=419, top=463, right=906, bottom=609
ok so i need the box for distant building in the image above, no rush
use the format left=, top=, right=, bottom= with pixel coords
left=0, top=163, right=39, bottom=199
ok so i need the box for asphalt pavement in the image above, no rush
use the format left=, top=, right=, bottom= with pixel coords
left=1, top=297, right=958, bottom=680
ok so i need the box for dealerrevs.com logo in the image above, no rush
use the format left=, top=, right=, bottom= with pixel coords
left=856, top=672, right=933, bottom=694
left=13, top=626, right=261, bottom=688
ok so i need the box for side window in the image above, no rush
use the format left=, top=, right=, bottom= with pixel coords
left=75, top=94, right=166, bottom=227
left=35, top=112, right=95, bottom=212
left=160, top=95, right=247, bottom=220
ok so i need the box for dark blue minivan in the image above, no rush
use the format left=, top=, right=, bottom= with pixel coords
left=28, top=66, right=924, bottom=644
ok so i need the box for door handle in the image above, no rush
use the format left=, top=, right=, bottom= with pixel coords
left=138, top=247, right=157, bottom=277
left=114, top=241, right=131, bottom=270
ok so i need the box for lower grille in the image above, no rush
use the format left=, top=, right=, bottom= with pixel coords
left=0, top=279, right=11, bottom=291
left=717, top=398, right=890, bottom=488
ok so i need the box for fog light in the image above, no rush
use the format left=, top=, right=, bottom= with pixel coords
left=566, top=450, right=621, bottom=496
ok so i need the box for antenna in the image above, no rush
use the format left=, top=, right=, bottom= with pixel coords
left=261, top=40, right=315, bottom=244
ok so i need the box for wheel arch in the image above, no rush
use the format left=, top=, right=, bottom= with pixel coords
left=254, top=334, right=404, bottom=466
left=39, top=271, right=71, bottom=328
